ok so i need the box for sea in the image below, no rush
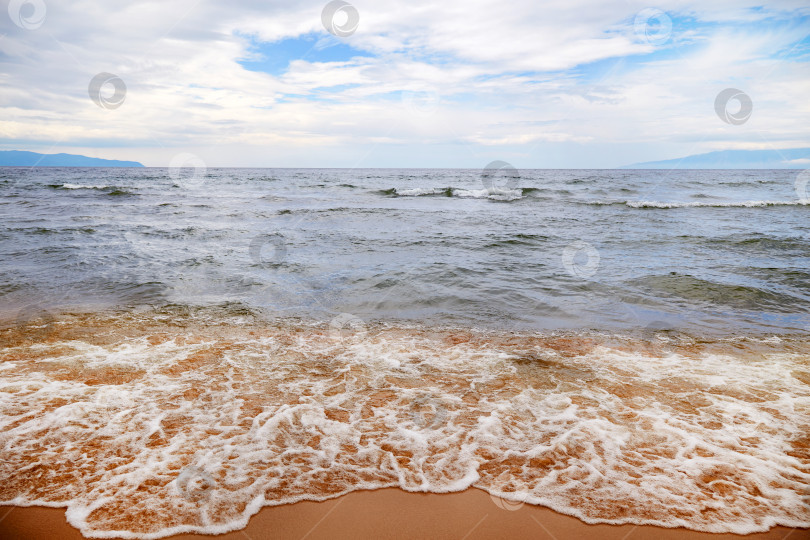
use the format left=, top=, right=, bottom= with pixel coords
left=0, top=167, right=808, bottom=537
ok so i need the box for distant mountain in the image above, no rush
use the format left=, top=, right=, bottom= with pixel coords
left=0, top=150, right=143, bottom=167
left=622, top=148, right=810, bottom=169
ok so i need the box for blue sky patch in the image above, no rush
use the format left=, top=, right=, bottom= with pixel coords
left=237, top=33, right=372, bottom=75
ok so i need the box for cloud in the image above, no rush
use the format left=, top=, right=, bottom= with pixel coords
left=0, top=0, right=808, bottom=167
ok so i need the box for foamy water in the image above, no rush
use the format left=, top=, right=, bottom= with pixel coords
left=59, top=184, right=112, bottom=190
left=390, top=186, right=525, bottom=201
left=1, top=311, right=808, bottom=538
left=588, top=199, right=810, bottom=208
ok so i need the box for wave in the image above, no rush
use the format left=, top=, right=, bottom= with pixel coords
left=396, top=187, right=455, bottom=197
left=679, top=234, right=810, bottom=254
left=483, top=233, right=549, bottom=248
left=374, top=191, right=810, bottom=207
left=45, top=183, right=134, bottom=196
left=627, top=273, right=806, bottom=311
left=0, top=312, right=808, bottom=538
left=379, top=186, right=528, bottom=201
left=53, top=183, right=112, bottom=190
left=587, top=199, right=810, bottom=208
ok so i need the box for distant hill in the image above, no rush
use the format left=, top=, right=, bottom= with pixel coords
left=622, top=148, right=810, bottom=169
left=0, top=150, right=143, bottom=167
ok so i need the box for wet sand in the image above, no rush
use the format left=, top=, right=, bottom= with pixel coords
left=1, top=488, right=805, bottom=540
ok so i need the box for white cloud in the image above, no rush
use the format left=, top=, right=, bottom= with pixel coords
left=0, top=0, right=808, bottom=167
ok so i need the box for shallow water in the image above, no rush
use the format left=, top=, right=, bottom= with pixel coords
left=1, top=168, right=809, bottom=537
left=1, top=311, right=809, bottom=537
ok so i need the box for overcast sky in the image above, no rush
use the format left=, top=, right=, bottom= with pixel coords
left=1, top=0, right=808, bottom=167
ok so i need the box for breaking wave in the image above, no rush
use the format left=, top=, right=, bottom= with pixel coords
left=55, top=183, right=112, bottom=190
left=379, top=187, right=534, bottom=201
left=588, top=200, right=810, bottom=208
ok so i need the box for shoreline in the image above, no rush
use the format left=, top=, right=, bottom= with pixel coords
left=1, top=488, right=805, bottom=540
left=1, top=314, right=808, bottom=537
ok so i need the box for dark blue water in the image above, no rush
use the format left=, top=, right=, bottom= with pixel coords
left=2, top=167, right=809, bottom=334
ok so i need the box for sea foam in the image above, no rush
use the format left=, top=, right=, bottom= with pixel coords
left=390, top=186, right=524, bottom=201
left=0, top=314, right=808, bottom=538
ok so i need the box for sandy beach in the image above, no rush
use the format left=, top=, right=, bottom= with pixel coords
left=1, top=488, right=806, bottom=540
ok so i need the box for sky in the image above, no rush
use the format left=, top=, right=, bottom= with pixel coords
left=0, top=0, right=808, bottom=168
